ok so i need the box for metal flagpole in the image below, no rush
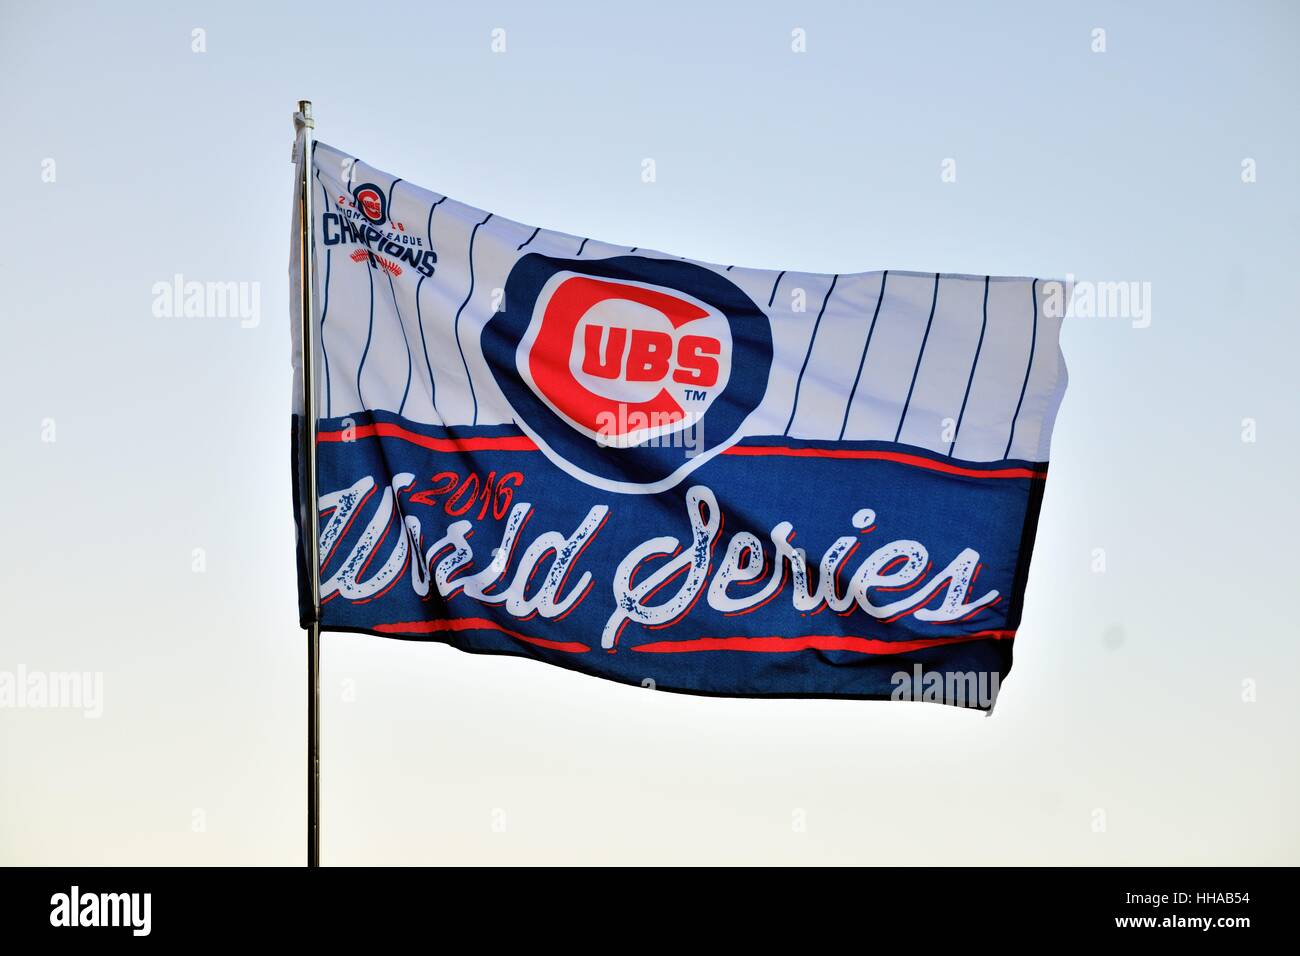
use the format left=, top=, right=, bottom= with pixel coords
left=294, top=99, right=322, bottom=868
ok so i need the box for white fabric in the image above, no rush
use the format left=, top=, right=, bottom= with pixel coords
left=293, top=140, right=1068, bottom=462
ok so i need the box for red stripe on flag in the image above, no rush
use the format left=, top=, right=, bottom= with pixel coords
left=317, top=423, right=536, bottom=453
left=316, top=423, right=1045, bottom=479
left=722, top=446, right=1046, bottom=480
left=630, top=630, right=1015, bottom=655
left=373, top=616, right=589, bottom=653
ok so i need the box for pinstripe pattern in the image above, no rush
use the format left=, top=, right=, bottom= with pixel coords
left=302, top=142, right=1067, bottom=463
left=314, top=172, right=334, bottom=417
left=949, top=276, right=989, bottom=455
left=1005, top=279, right=1039, bottom=458
left=766, top=270, right=786, bottom=308
left=453, top=213, right=494, bottom=426
left=516, top=226, right=540, bottom=251
left=895, top=273, right=941, bottom=442
left=354, top=228, right=375, bottom=408
left=839, top=270, right=888, bottom=440
left=384, top=270, right=412, bottom=415
left=784, top=275, right=839, bottom=436
left=415, top=196, right=447, bottom=419
left=382, top=180, right=413, bottom=415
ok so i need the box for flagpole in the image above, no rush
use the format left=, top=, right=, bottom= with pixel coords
left=295, top=99, right=322, bottom=869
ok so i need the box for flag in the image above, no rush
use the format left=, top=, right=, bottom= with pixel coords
left=291, top=140, right=1068, bottom=710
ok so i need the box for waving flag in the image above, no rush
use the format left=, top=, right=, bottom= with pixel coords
left=291, top=141, right=1068, bottom=710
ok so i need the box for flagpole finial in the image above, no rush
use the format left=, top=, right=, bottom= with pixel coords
left=296, top=100, right=315, bottom=132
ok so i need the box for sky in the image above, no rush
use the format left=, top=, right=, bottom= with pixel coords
left=1, top=0, right=1297, bottom=865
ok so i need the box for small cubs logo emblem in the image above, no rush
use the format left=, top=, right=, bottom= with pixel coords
left=485, top=256, right=772, bottom=493
left=352, top=182, right=387, bottom=224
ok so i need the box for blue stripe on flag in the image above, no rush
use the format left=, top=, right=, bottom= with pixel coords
left=895, top=273, right=941, bottom=442
left=516, top=226, right=540, bottom=251
left=415, top=197, right=447, bottom=418
left=949, top=276, right=990, bottom=456
left=784, top=274, right=839, bottom=435
left=454, top=213, right=494, bottom=425
left=839, top=271, right=889, bottom=440
left=314, top=172, right=333, bottom=417
left=766, top=270, right=786, bottom=308
left=1005, top=279, right=1039, bottom=458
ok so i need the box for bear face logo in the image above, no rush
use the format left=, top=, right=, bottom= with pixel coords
left=484, top=255, right=772, bottom=494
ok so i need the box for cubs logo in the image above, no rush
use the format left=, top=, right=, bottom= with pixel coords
left=484, top=256, right=772, bottom=494
left=352, top=182, right=387, bottom=224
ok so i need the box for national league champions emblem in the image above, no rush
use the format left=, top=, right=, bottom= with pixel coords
left=291, top=139, right=1069, bottom=711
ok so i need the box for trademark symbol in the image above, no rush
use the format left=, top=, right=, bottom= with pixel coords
left=684, top=388, right=709, bottom=402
